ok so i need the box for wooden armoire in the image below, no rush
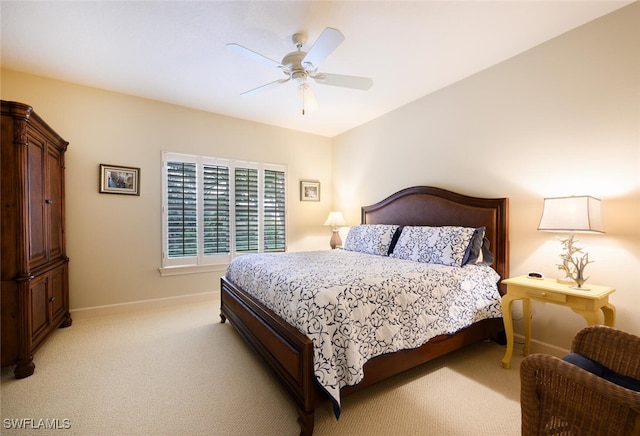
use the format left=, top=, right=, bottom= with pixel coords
left=1, top=100, right=72, bottom=378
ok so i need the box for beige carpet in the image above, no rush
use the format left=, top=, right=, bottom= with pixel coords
left=1, top=295, right=523, bottom=435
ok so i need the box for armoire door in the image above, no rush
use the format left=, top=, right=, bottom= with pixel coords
left=27, top=128, right=49, bottom=268
left=46, top=142, right=65, bottom=261
left=27, top=129, right=65, bottom=268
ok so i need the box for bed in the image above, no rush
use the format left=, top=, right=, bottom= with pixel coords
left=220, top=186, right=509, bottom=435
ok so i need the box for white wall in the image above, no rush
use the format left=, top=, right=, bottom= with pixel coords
left=1, top=70, right=333, bottom=310
left=332, top=3, right=640, bottom=350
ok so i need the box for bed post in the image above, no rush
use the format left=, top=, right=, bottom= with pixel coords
left=297, top=409, right=314, bottom=436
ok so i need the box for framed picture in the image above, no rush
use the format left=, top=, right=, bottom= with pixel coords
left=300, top=180, right=320, bottom=201
left=99, top=164, right=140, bottom=195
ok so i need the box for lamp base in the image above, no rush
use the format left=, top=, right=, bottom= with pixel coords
left=329, top=230, right=342, bottom=250
left=570, top=285, right=591, bottom=291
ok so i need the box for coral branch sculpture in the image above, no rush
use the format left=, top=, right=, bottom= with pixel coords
left=557, top=235, right=594, bottom=288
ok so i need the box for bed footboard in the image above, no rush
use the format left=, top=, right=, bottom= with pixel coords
left=220, top=276, right=320, bottom=436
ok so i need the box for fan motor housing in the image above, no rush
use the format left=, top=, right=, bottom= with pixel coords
left=282, top=51, right=307, bottom=71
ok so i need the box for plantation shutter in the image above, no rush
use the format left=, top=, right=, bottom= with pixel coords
left=162, top=152, right=286, bottom=269
left=263, top=169, right=286, bottom=252
left=234, top=167, right=259, bottom=253
left=166, top=161, right=197, bottom=258
left=203, top=164, right=230, bottom=255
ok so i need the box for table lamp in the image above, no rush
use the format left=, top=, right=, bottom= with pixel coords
left=538, top=195, right=604, bottom=289
left=323, top=211, right=346, bottom=249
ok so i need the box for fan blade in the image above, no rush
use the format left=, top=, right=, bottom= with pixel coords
left=312, top=73, right=373, bottom=90
left=302, top=27, right=344, bottom=70
left=298, top=83, right=318, bottom=115
left=226, top=43, right=283, bottom=69
left=241, top=78, right=290, bottom=97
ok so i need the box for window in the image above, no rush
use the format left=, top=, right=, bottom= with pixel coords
left=162, top=152, right=286, bottom=269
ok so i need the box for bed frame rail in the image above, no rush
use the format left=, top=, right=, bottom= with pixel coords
left=220, top=276, right=320, bottom=435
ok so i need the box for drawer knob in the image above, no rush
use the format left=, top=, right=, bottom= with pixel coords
left=540, top=292, right=546, bottom=297
left=49, top=296, right=56, bottom=302
left=45, top=199, right=53, bottom=204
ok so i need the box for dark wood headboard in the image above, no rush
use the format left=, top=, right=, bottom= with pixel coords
left=361, top=186, right=509, bottom=293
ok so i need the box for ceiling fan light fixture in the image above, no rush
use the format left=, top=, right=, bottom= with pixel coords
left=292, top=71, right=307, bottom=84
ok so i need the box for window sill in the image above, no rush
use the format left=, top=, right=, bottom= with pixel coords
left=158, top=264, right=228, bottom=277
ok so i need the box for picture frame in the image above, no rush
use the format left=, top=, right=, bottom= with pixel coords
left=300, top=180, right=320, bottom=201
left=99, top=164, right=140, bottom=195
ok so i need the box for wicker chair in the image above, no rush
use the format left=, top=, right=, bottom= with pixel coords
left=520, top=325, right=640, bottom=436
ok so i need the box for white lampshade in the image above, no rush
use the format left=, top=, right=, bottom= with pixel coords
left=538, top=196, right=604, bottom=233
left=323, top=211, right=346, bottom=229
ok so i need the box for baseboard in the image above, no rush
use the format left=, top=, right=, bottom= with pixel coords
left=70, top=291, right=218, bottom=320
left=71, top=296, right=571, bottom=357
left=514, top=333, right=569, bottom=358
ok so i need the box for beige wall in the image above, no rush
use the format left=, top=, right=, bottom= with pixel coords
left=1, top=70, right=333, bottom=309
left=333, top=3, right=640, bottom=350
left=2, top=3, right=638, bottom=351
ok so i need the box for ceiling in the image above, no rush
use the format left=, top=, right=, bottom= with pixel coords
left=1, top=1, right=632, bottom=137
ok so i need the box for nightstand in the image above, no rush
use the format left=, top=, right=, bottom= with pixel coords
left=500, top=275, right=616, bottom=369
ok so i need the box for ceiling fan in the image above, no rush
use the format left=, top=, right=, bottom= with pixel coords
left=226, top=27, right=373, bottom=114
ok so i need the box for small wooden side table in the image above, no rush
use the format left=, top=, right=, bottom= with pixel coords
left=500, top=275, right=616, bottom=369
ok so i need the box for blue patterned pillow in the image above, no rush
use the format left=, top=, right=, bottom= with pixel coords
left=343, top=225, right=400, bottom=256
left=390, top=226, right=476, bottom=267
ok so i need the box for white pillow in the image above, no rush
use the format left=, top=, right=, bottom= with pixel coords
left=390, top=226, right=476, bottom=267
left=343, top=225, right=399, bottom=256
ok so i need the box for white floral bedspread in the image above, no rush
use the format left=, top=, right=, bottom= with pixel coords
left=224, top=249, right=502, bottom=415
